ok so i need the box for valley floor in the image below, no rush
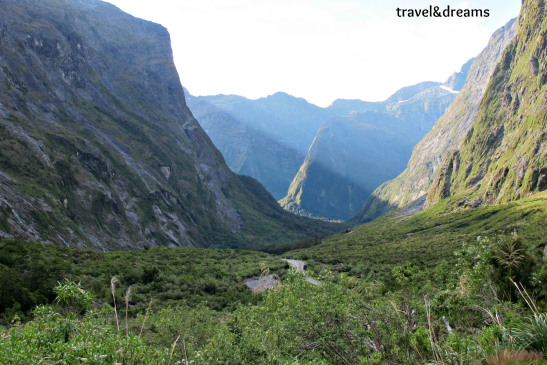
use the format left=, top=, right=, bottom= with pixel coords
left=1, top=192, right=547, bottom=363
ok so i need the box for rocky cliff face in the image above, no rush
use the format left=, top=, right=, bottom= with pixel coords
left=353, top=19, right=517, bottom=223
left=426, top=1, right=546, bottom=208
left=0, top=0, right=334, bottom=249
left=280, top=75, right=465, bottom=221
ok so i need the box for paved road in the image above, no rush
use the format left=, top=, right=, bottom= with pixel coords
left=284, top=259, right=320, bottom=286
left=243, top=274, right=280, bottom=293
left=244, top=259, right=320, bottom=292
left=284, top=259, right=306, bottom=273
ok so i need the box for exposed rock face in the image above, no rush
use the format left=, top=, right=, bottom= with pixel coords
left=280, top=75, right=466, bottom=221
left=0, top=0, right=334, bottom=249
left=426, top=1, right=546, bottom=207
left=443, top=58, right=475, bottom=92
left=353, top=18, right=517, bottom=223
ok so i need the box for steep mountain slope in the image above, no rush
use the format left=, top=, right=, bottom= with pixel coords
left=0, top=0, right=336, bottom=249
left=186, top=94, right=303, bottom=200
left=190, top=92, right=329, bottom=156
left=279, top=113, right=411, bottom=220
left=187, top=92, right=349, bottom=201
left=354, top=19, right=517, bottom=223
left=427, top=2, right=546, bottom=208
left=280, top=75, right=466, bottom=220
left=443, top=58, right=474, bottom=92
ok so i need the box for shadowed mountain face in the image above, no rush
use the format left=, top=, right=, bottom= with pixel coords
left=280, top=73, right=467, bottom=221
left=353, top=18, right=517, bottom=224
left=279, top=113, right=414, bottom=220
left=426, top=2, right=547, bottom=208
left=0, top=0, right=337, bottom=249
left=185, top=93, right=305, bottom=200
left=186, top=92, right=348, bottom=201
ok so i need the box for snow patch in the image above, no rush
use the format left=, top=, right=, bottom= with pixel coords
left=440, top=85, right=459, bottom=94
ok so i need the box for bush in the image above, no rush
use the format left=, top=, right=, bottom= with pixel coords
left=0, top=282, right=170, bottom=364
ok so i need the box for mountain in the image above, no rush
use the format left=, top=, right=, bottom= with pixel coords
left=0, top=0, right=337, bottom=250
left=279, top=112, right=412, bottom=220
left=442, top=58, right=474, bottom=92
left=189, top=91, right=329, bottom=156
left=353, top=18, right=517, bottom=223
left=185, top=93, right=303, bottom=200
left=325, top=81, right=442, bottom=115
left=280, top=75, right=467, bottom=220
left=384, top=81, right=443, bottom=104
left=188, top=80, right=462, bottom=206
left=426, top=2, right=546, bottom=208
left=187, top=85, right=451, bottom=201
left=186, top=92, right=330, bottom=200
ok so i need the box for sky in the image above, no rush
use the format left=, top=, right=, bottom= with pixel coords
left=104, top=0, right=521, bottom=107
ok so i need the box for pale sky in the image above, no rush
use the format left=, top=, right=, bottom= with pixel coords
left=104, top=0, right=521, bottom=107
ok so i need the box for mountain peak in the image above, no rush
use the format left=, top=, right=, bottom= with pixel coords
left=443, top=57, right=475, bottom=92
left=385, top=81, right=442, bottom=104
left=351, top=18, right=517, bottom=223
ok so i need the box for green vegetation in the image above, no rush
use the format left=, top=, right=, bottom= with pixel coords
left=0, top=0, right=546, bottom=363
left=288, top=191, right=547, bottom=282
left=1, top=231, right=546, bottom=364
left=356, top=18, right=517, bottom=224
left=1, top=190, right=547, bottom=363
left=0, top=240, right=290, bottom=320
left=427, top=0, right=547, bottom=207
left=1, top=281, right=170, bottom=364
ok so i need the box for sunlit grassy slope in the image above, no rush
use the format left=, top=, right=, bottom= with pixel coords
left=288, top=191, right=547, bottom=278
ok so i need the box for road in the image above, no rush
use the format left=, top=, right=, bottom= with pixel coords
left=244, top=259, right=321, bottom=292
left=284, top=259, right=320, bottom=285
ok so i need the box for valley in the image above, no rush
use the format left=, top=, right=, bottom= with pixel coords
left=0, top=0, right=546, bottom=364
left=188, top=76, right=466, bottom=220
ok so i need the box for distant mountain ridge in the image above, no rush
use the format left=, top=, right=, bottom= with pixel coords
left=353, top=18, right=517, bottom=223
left=189, top=72, right=467, bottom=220
left=187, top=79, right=460, bottom=203
left=186, top=92, right=331, bottom=199
left=279, top=69, right=470, bottom=220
